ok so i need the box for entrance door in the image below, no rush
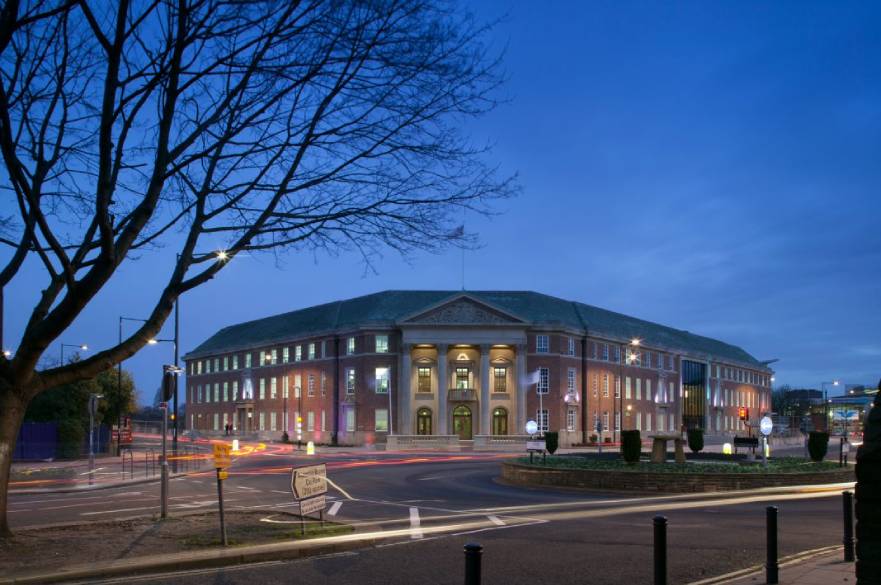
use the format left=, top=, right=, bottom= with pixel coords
left=452, top=405, right=472, bottom=440
left=492, top=408, right=508, bottom=436
left=416, top=408, right=432, bottom=435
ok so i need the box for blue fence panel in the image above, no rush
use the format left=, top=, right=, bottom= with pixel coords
left=14, top=422, right=58, bottom=460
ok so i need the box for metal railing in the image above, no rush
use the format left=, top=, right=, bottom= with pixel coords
left=121, top=449, right=134, bottom=480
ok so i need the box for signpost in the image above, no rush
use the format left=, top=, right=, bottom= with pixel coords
left=525, top=421, right=545, bottom=463
left=291, top=463, right=328, bottom=534
left=759, top=415, right=773, bottom=468
left=213, top=443, right=232, bottom=545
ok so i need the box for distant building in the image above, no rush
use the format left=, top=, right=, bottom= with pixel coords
left=183, top=291, right=773, bottom=447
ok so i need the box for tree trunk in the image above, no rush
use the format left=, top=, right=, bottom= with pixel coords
left=0, top=389, right=26, bottom=538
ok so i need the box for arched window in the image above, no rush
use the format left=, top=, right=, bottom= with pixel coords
left=416, top=408, right=432, bottom=435
left=452, top=405, right=472, bottom=440
left=492, top=407, right=508, bottom=436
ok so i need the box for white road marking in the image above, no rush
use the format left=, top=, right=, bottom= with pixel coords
left=328, top=501, right=343, bottom=516
left=487, top=515, right=505, bottom=526
left=272, top=490, right=291, bottom=495
left=409, top=507, right=423, bottom=540
left=81, top=506, right=155, bottom=516
left=234, top=485, right=260, bottom=491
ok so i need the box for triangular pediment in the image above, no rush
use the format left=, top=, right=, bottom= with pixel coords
left=400, top=294, right=526, bottom=326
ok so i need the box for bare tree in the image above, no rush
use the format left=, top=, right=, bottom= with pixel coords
left=0, top=0, right=514, bottom=536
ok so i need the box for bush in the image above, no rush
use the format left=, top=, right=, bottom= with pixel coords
left=687, top=428, right=704, bottom=453
left=589, top=434, right=598, bottom=444
left=281, top=431, right=289, bottom=443
left=621, top=430, right=641, bottom=463
left=544, top=431, right=559, bottom=455
left=808, top=431, right=830, bottom=462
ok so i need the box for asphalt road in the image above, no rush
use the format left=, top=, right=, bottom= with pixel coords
left=7, top=440, right=851, bottom=585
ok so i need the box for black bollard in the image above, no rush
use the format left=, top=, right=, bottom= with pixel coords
left=766, top=506, right=778, bottom=584
left=464, top=542, right=482, bottom=585
left=654, top=515, right=667, bottom=585
left=843, top=491, right=854, bottom=562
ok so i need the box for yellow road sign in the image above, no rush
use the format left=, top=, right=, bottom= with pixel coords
left=213, top=443, right=232, bottom=469
left=218, top=470, right=229, bottom=480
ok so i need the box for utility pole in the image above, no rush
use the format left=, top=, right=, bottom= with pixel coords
left=173, top=295, right=179, bottom=469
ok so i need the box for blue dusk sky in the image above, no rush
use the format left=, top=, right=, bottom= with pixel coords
left=4, top=1, right=880, bottom=403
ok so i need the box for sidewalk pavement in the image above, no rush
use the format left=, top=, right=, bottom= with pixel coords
left=694, top=548, right=854, bottom=585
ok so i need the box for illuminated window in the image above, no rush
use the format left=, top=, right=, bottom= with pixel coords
left=346, top=369, right=356, bottom=394
left=347, top=337, right=355, bottom=355
left=214, top=358, right=219, bottom=372
left=259, top=351, right=265, bottom=365
left=232, top=381, right=238, bottom=401
left=244, top=353, right=251, bottom=369
left=232, top=354, right=239, bottom=370
left=602, top=411, right=609, bottom=431
left=283, top=347, right=289, bottom=363
left=536, top=335, right=549, bottom=353
left=307, top=411, right=315, bottom=432
left=495, top=367, right=507, bottom=392
left=270, top=412, right=277, bottom=431
left=259, top=412, right=265, bottom=431
left=308, top=374, right=315, bottom=397
left=456, top=367, right=470, bottom=389
left=538, top=367, right=549, bottom=394
left=636, top=378, right=642, bottom=400
left=271, top=349, right=277, bottom=365
left=602, top=374, right=609, bottom=397
left=625, top=377, right=632, bottom=399
left=214, top=383, right=219, bottom=402
left=259, top=379, right=266, bottom=400
left=223, top=382, right=229, bottom=402
left=375, top=367, right=390, bottom=394
left=375, top=409, right=389, bottom=432
left=418, top=367, right=432, bottom=392
left=375, top=335, right=389, bottom=353
left=346, top=409, right=355, bottom=432
left=223, top=356, right=229, bottom=371
left=270, top=377, right=277, bottom=399
left=615, top=376, right=621, bottom=399
left=308, top=343, right=316, bottom=360
left=567, top=409, right=576, bottom=431
left=282, top=376, right=288, bottom=399
left=295, top=345, right=302, bottom=361
left=536, top=409, right=549, bottom=432
left=567, top=368, right=576, bottom=393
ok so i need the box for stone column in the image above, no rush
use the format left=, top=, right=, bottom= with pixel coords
left=515, top=343, right=527, bottom=434
left=400, top=343, right=412, bottom=434
left=437, top=344, right=449, bottom=435
left=480, top=344, right=491, bottom=435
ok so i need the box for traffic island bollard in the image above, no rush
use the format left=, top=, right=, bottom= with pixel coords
left=654, top=515, right=667, bottom=585
left=843, top=491, right=854, bottom=562
left=464, top=543, right=482, bottom=585
left=766, top=506, right=779, bottom=584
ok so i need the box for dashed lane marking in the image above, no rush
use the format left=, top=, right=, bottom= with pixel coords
left=409, top=507, right=423, bottom=540
left=328, top=501, right=343, bottom=516
left=487, top=515, right=505, bottom=526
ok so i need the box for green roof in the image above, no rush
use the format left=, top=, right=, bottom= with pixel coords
left=187, top=290, right=765, bottom=368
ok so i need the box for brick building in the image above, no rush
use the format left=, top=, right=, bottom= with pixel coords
left=183, top=290, right=773, bottom=446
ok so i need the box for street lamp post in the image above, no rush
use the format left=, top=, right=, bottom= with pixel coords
left=821, top=380, right=840, bottom=433
left=60, top=342, right=88, bottom=364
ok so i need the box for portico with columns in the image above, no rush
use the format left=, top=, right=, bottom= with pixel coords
left=395, top=296, right=529, bottom=440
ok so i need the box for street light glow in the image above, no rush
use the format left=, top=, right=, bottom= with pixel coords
left=2, top=349, right=10, bottom=358
left=148, top=339, right=158, bottom=345
left=631, top=338, right=640, bottom=346
left=80, top=344, right=88, bottom=351
left=216, top=249, right=229, bottom=262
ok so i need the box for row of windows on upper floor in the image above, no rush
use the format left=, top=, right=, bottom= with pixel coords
left=188, top=335, right=391, bottom=376
left=713, top=364, right=770, bottom=387
left=535, top=334, right=677, bottom=371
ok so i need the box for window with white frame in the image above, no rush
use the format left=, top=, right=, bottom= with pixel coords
left=614, top=412, right=620, bottom=431
left=536, top=335, right=549, bottom=353
left=258, top=412, right=265, bottom=431
left=295, top=345, right=302, bottom=361
left=567, top=337, right=575, bottom=356
left=593, top=412, right=599, bottom=431
left=455, top=366, right=470, bottom=389
left=295, top=374, right=302, bottom=398
left=646, top=412, right=652, bottom=431
left=233, top=354, right=239, bottom=370
left=214, top=358, right=220, bottom=372
left=636, top=412, right=642, bottom=430
left=283, top=347, right=289, bottom=363
left=307, top=411, right=315, bottom=432
left=537, top=409, right=549, bottom=432
left=271, top=349, right=277, bottom=364
left=270, top=377, right=277, bottom=399
left=615, top=376, right=621, bottom=398
left=270, top=412, right=277, bottom=431
left=567, top=368, right=576, bottom=393
left=232, top=381, right=238, bottom=401
left=537, top=367, right=549, bottom=394
left=321, top=372, right=327, bottom=396
left=375, top=408, right=389, bottom=432
left=308, top=343, right=316, bottom=360
left=223, top=382, right=229, bottom=402
left=625, top=377, right=632, bottom=399
left=612, top=345, right=620, bottom=363
left=346, top=369, right=355, bottom=394
left=282, top=376, right=288, bottom=399
left=223, top=356, right=229, bottom=371
left=602, top=344, right=609, bottom=361
left=636, top=378, right=642, bottom=400
left=375, top=335, right=389, bottom=353
left=567, top=409, right=576, bottom=431
left=308, top=374, right=315, bottom=397
left=244, top=353, right=251, bottom=368
left=375, top=367, right=390, bottom=393
left=259, top=378, right=266, bottom=400
left=602, top=374, right=609, bottom=397
left=592, top=374, right=598, bottom=397
left=602, top=411, right=609, bottom=431
left=321, top=410, right=326, bottom=432
left=418, top=367, right=432, bottom=392
left=347, top=337, right=355, bottom=355
left=647, top=379, right=652, bottom=401
left=258, top=351, right=265, bottom=365
left=346, top=409, right=355, bottom=432
left=494, top=367, right=507, bottom=392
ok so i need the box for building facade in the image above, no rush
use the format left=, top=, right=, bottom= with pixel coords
left=183, top=291, right=774, bottom=446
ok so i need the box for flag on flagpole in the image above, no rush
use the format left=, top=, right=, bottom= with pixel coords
left=525, top=370, right=540, bottom=385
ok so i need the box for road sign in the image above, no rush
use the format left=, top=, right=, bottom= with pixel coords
left=218, top=470, right=229, bottom=480
left=213, top=443, right=232, bottom=469
left=299, top=494, right=326, bottom=515
left=760, top=416, right=773, bottom=436
left=526, top=441, right=546, bottom=452
left=291, top=464, right=327, bottom=499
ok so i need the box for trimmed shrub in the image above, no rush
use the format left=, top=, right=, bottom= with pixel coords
left=808, top=431, right=830, bottom=462
left=589, top=434, right=598, bottom=444
left=687, top=428, right=704, bottom=453
left=621, top=430, right=641, bottom=463
left=545, top=431, right=559, bottom=455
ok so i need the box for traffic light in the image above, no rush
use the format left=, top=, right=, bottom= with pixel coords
left=738, top=407, right=749, bottom=421
left=161, top=370, right=176, bottom=402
